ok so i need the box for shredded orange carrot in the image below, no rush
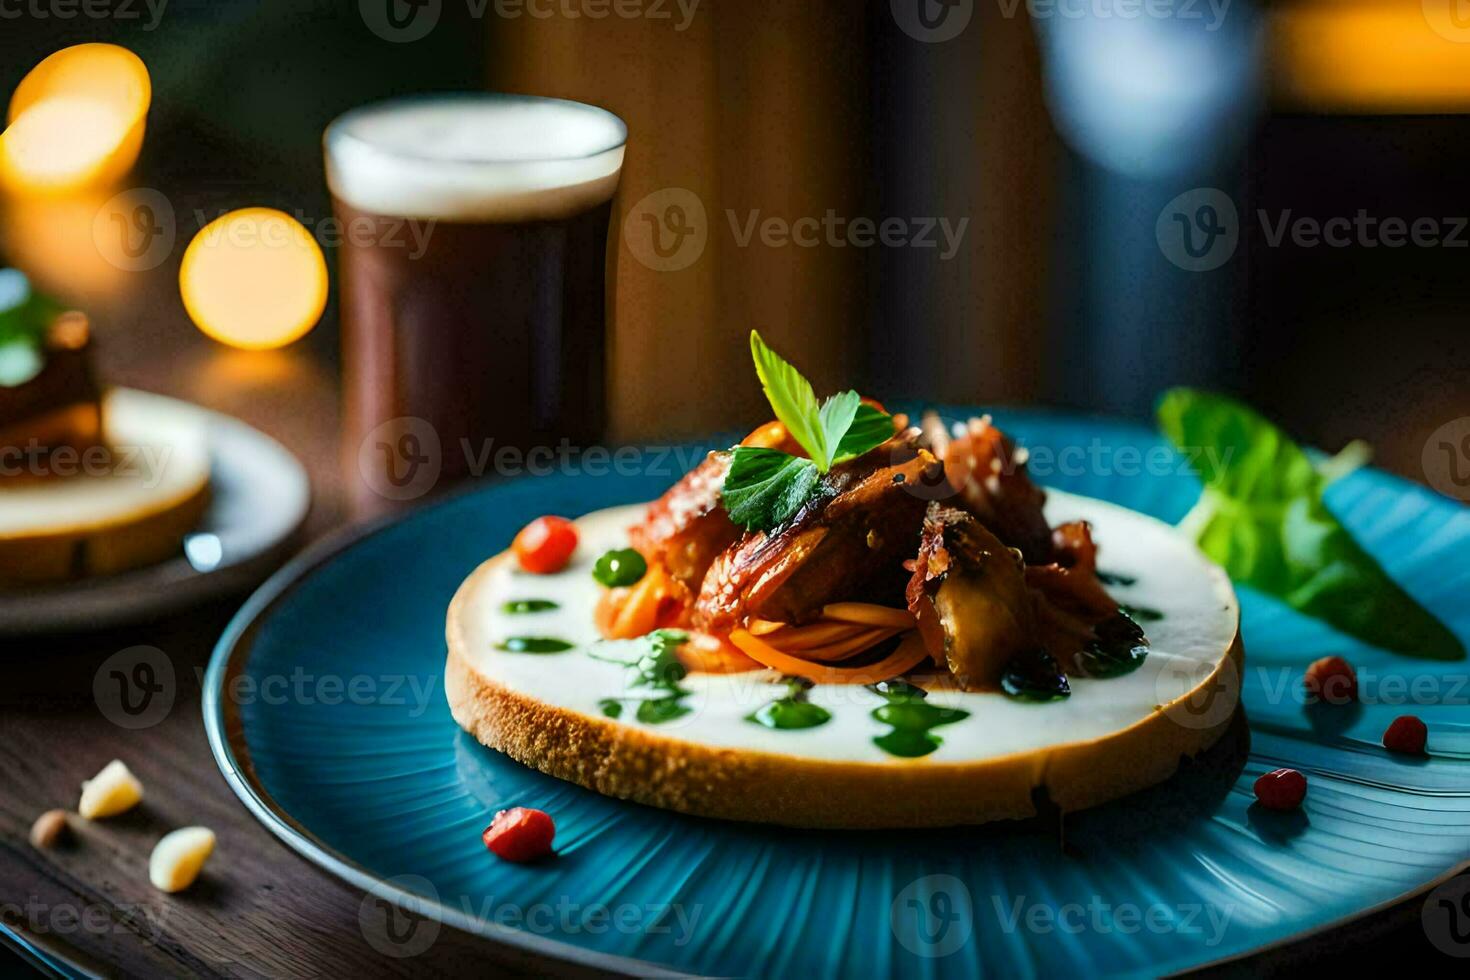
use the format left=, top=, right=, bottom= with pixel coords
left=747, top=618, right=786, bottom=637
left=769, top=620, right=870, bottom=651
left=597, top=564, right=684, bottom=639
left=797, top=627, right=901, bottom=663
left=729, top=628, right=928, bottom=685
left=593, top=587, right=625, bottom=637
left=820, top=602, right=917, bottom=630
left=677, top=632, right=762, bottom=673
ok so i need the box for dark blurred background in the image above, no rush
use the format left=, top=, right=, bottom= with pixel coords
left=0, top=0, right=1466, bottom=486
left=2, top=3, right=1468, bottom=975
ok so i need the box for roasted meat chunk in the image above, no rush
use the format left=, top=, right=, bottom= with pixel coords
left=906, top=502, right=1038, bottom=690
left=939, top=415, right=1053, bottom=563
left=1026, top=520, right=1144, bottom=676
left=694, top=446, right=936, bottom=631
left=629, top=451, right=741, bottom=591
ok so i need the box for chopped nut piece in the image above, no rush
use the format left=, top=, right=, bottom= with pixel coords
left=78, top=759, right=143, bottom=819
left=149, top=826, right=216, bottom=893
left=29, top=809, right=69, bottom=848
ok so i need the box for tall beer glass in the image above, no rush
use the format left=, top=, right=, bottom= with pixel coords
left=325, top=94, right=626, bottom=516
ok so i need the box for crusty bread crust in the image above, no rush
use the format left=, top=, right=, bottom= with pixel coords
left=446, top=551, right=1245, bottom=829
left=0, top=481, right=210, bottom=586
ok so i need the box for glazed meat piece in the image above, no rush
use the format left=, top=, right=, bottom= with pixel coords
left=1025, top=520, right=1115, bottom=620
left=906, top=503, right=1037, bottom=690
left=939, top=415, right=1053, bottom=564
left=694, top=445, right=936, bottom=631
left=628, top=418, right=815, bottom=590
left=629, top=451, right=740, bottom=591
left=1026, top=521, right=1139, bottom=674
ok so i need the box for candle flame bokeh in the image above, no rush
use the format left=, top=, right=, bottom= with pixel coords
left=1, top=43, right=151, bottom=195
left=179, top=208, right=328, bottom=351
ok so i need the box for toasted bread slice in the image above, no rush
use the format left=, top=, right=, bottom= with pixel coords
left=447, top=496, right=1242, bottom=828
left=0, top=389, right=210, bottom=587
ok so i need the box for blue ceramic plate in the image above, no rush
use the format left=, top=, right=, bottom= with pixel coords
left=204, top=409, right=1470, bottom=977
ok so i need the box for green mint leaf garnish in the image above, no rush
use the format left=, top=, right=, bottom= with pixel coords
left=722, top=446, right=820, bottom=531
left=592, top=548, right=647, bottom=588
left=729, top=332, right=893, bottom=531
left=750, top=330, right=831, bottom=471
left=1158, top=387, right=1463, bottom=660
left=834, top=403, right=896, bottom=462
left=816, top=389, right=860, bottom=470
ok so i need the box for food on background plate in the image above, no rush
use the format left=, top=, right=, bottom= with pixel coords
left=0, top=270, right=210, bottom=587
left=446, top=333, right=1244, bottom=827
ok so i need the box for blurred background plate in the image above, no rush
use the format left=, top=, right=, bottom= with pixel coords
left=203, top=410, right=1469, bottom=979
left=0, top=389, right=310, bottom=635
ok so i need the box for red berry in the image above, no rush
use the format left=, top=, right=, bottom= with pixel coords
left=482, top=807, right=555, bottom=863
left=513, top=516, right=578, bottom=574
left=1382, top=715, right=1427, bottom=755
left=1253, top=768, right=1307, bottom=810
left=1303, top=656, right=1357, bottom=704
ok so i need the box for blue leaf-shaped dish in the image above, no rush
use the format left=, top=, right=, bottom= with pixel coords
left=203, top=409, right=1470, bottom=977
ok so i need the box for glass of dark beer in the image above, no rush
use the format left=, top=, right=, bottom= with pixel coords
left=325, top=94, right=626, bottom=517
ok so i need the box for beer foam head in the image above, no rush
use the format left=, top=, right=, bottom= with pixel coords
left=326, top=95, right=626, bottom=222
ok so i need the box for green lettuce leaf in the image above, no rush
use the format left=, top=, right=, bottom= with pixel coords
left=1158, top=387, right=1463, bottom=660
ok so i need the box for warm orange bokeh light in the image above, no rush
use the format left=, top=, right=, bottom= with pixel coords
left=1273, top=1, right=1470, bottom=112
left=1, top=43, right=151, bottom=195
left=1, top=189, right=128, bottom=302
left=178, top=208, right=328, bottom=351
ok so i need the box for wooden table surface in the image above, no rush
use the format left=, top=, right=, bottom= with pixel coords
left=1, top=269, right=1464, bottom=979
left=0, top=271, right=618, bottom=979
